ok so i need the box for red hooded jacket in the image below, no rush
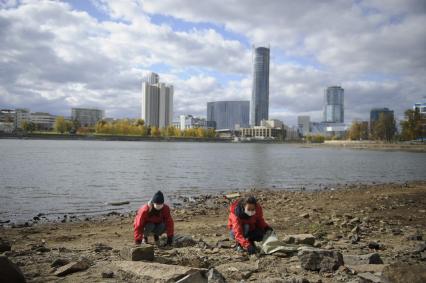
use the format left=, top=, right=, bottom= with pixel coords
left=227, top=200, right=269, bottom=249
left=134, top=203, right=174, bottom=241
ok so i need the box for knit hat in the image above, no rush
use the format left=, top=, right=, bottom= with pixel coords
left=152, top=190, right=164, bottom=204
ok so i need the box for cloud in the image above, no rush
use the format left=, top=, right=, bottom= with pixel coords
left=0, top=0, right=424, bottom=126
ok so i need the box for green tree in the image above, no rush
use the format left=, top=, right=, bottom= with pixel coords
left=400, top=109, right=424, bottom=141
left=372, top=113, right=396, bottom=142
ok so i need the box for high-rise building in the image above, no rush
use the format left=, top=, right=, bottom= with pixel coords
left=207, top=101, right=250, bottom=130
left=141, top=72, right=173, bottom=128
left=323, top=86, right=344, bottom=123
left=251, top=46, right=270, bottom=126
left=370, top=108, right=394, bottom=128
left=297, top=116, right=311, bottom=136
left=71, top=108, right=104, bottom=127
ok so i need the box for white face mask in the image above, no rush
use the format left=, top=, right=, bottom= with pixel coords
left=245, top=209, right=256, bottom=217
left=153, top=203, right=164, bottom=210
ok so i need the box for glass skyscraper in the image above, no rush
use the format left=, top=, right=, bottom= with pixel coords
left=207, top=101, right=250, bottom=130
left=251, top=46, right=270, bottom=126
left=323, top=86, right=344, bottom=123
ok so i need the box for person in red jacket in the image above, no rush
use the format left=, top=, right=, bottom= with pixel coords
left=134, top=191, right=174, bottom=245
left=227, top=196, right=272, bottom=254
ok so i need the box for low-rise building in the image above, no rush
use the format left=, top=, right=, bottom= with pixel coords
left=30, top=112, right=56, bottom=130
left=71, top=108, right=104, bottom=127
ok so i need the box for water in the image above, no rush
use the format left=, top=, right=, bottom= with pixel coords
left=1, top=139, right=425, bottom=222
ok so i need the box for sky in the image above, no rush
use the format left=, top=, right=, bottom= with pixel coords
left=0, top=0, right=425, bottom=125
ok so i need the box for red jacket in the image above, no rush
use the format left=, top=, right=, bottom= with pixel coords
left=227, top=200, right=269, bottom=249
left=134, top=203, right=174, bottom=241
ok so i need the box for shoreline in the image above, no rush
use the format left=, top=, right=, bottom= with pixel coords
left=1, top=181, right=425, bottom=282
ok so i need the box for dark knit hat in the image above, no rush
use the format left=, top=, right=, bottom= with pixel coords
left=152, top=190, right=164, bottom=204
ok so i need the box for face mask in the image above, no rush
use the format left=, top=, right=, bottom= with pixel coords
left=153, top=204, right=164, bottom=210
left=245, top=209, right=256, bottom=217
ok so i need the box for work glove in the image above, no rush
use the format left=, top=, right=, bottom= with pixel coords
left=166, top=236, right=173, bottom=246
left=247, top=245, right=256, bottom=255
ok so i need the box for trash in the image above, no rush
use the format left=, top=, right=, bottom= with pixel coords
left=255, top=230, right=298, bottom=255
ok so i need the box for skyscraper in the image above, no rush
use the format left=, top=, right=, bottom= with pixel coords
left=251, top=46, right=270, bottom=126
left=141, top=72, right=173, bottom=128
left=207, top=101, right=250, bottom=130
left=323, top=86, right=344, bottom=123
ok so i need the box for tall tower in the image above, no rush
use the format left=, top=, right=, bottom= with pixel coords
left=323, top=86, right=344, bottom=123
left=141, top=73, right=173, bottom=128
left=250, top=46, right=270, bottom=126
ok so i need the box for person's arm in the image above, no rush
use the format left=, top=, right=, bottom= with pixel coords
left=163, top=205, right=174, bottom=238
left=231, top=214, right=251, bottom=249
left=256, top=204, right=270, bottom=230
left=134, top=206, right=149, bottom=244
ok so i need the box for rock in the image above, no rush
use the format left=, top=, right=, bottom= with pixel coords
left=51, top=258, right=70, bottom=268
left=391, top=228, right=402, bottom=235
left=101, top=271, right=114, bottom=278
left=120, top=245, right=154, bottom=261
left=0, top=255, right=26, bottom=283
left=114, top=261, right=207, bottom=282
left=351, top=234, right=360, bottom=244
left=54, top=257, right=91, bottom=276
left=407, top=233, right=423, bottom=241
left=215, top=261, right=258, bottom=280
left=414, top=242, right=426, bottom=253
left=300, top=213, right=310, bottom=219
left=206, top=268, right=226, bottom=283
left=216, top=240, right=233, bottom=249
left=94, top=243, right=113, bottom=253
left=344, top=253, right=383, bottom=265
left=284, top=234, right=316, bottom=246
left=358, top=272, right=382, bottom=283
left=382, top=263, right=426, bottom=283
left=0, top=238, right=12, bottom=253
left=173, top=235, right=197, bottom=248
left=368, top=241, right=384, bottom=250
left=297, top=247, right=344, bottom=272
left=346, top=264, right=388, bottom=273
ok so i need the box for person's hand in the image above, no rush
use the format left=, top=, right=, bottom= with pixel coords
left=135, top=240, right=142, bottom=245
left=265, top=226, right=273, bottom=232
left=247, top=245, right=256, bottom=255
left=166, top=236, right=173, bottom=246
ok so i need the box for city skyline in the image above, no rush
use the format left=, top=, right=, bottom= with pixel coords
left=0, top=1, right=425, bottom=126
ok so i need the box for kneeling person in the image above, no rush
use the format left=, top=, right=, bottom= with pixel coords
left=134, top=191, right=174, bottom=246
left=227, top=196, right=272, bottom=254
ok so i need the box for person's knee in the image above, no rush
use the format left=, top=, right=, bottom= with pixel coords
left=144, top=223, right=155, bottom=235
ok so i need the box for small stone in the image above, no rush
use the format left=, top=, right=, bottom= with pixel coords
left=54, top=258, right=91, bottom=276
left=407, top=233, right=423, bottom=241
left=351, top=234, right=360, bottom=244
left=357, top=272, right=382, bottom=283
left=101, top=271, right=114, bottom=278
left=391, top=228, right=402, bottom=235
left=344, top=253, right=383, bottom=265
left=382, top=263, right=426, bottom=283
left=300, top=213, right=310, bottom=219
left=0, top=238, right=11, bottom=253
left=51, top=258, right=70, bottom=268
left=368, top=241, right=384, bottom=250
left=207, top=268, right=226, bottom=283
left=284, top=234, right=316, bottom=246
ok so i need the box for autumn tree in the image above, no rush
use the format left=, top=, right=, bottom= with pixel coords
left=400, top=108, right=424, bottom=141
left=371, top=113, right=396, bottom=142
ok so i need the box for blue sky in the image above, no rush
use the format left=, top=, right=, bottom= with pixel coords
left=0, top=0, right=425, bottom=124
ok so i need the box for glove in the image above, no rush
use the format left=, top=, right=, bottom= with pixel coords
left=265, top=226, right=273, bottom=232
left=247, top=245, right=256, bottom=255
left=135, top=239, right=142, bottom=245
left=166, top=236, right=173, bottom=246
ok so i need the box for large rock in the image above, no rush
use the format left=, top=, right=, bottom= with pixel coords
left=381, top=263, right=426, bottom=283
left=54, top=257, right=91, bottom=276
left=297, top=247, right=344, bottom=272
left=120, top=245, right=154, bottom=261
left=284, top=234, right=316, bottom=246
left=114, top=261, right=207, bottom=282
left=206, top=268, right=226, bottom=283
left=0, top=255, right=26, bottom=283
left=358, top=272, right=382, bottom=283
left=344, top=253, right=383, bottom=265
left=347, top=264, right=388, bottom=274
left=0, top=238, right=12, bottom=253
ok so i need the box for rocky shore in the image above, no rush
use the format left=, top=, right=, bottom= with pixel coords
left=1, top=181, right=426, bottom=282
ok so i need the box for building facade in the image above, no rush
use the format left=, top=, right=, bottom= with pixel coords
left=15, top=108, right=30, bottom=129
left=207, top=101, right=250, bottom=130
left=297, top=116, right=311, bottom=136
left=30, top=112, right=56, bottom=130
left=370, top=108, right=394, bottom=127
left=177, top=115, right=212, bottom=130
left=71, top=108, right=104, bottom=127
left=251, top=46, right=270, bottom=126
left=323, top=86, right=344, bottom=123
left=141, top=72, right=173, bottom=128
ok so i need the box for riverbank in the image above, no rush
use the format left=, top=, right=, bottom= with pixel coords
left=1, top=181, right=425, bottom=282
left=313, top=140, right=426, bottom=153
